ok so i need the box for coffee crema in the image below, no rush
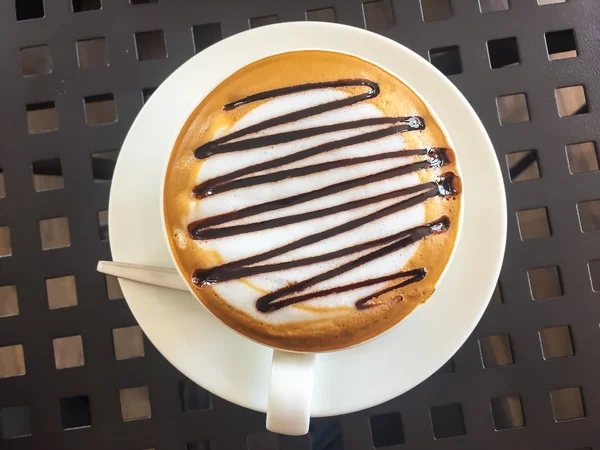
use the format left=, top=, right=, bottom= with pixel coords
left=164, top=51, right=462, bottom=352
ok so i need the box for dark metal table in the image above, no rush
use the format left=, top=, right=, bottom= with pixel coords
left=1, top=0, right=599, bottom=449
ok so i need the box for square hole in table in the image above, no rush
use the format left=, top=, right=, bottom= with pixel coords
left=490, top=283, right=503, bottom=306
left=0, top=345, right=25, bottom=378
left=120, top=386, right=151, bottom=421
left=39, top=217, right=70, bottom=250
left=72, top=0, right=101, bottom=12
left=488, top=37, right=519, bottom=69
left=113, top=326, right=144, bottom=360
left=106, top=274, right=123, bottom=300
left=566, top=142, right=598, bottom=174
left=479, top=334, right=513, bottom=367
left=179, top=378, right=211, bottom=411
left=26, top=101, right=58, bottom=134
left=306, top=7, right=337, bottom=22
left=420, top=0, right=451, bottom=21
left=0, top=406, right=32, bottom=439
left=247, top=432, right=279, bottom=450
left=0, top=168, right=5, bottom=198
left=550, top=387, right=584, bottom=421
left=370, top=412, right=404, bottom=446
left=430, top=403, right=465, bottom=439
left=249, top=15, right=279, bottom=28
left=516, top=207, right=550, bottom=239
left=186, top=440, right=216, bottom=450
left=32, top=158, right=64, bottom=192
left=497, top=94, right=529, bottom=125
left=47, top=275, right=77, bottom=309
left=538, top=0, right=566, bottom=4
left=77, top=38, right=108, bottom=69
left=429, top=45, right=462, bottom=76
left=528, top=266, right=563, bottom=300
left=142, top=87, right=157, bottom=104
left=60, top=395, right=91, bottom=429
left=97, top=209, right=108, bottom=240
left=587, top=259, right=600, bottom=292
left=20, top=45, right=52, bottom=76
left=577, top=200, right=600, bottom=232
left=84, top=93, right=117, bottom=126
left=16, top=0, right=45, bottom=21
left=91, top=150, right=118, bottom=182
left=506, top=150, right=540, bottom=182
left=192, top=23, right=222, bottom=53
left=479, top=0, right=510, bottom=13
left=53, top=335, right=85, bottom=369
left=491, top=395, right=524, bottom=430
left=135, top=30, right=167, bottom=61
left=0, top=226, right=11, bottom=258
left=539, top=325, right=573, bottom=359
left=546, top=29, right=577, bottom=60
left=363, top=0, right=395, bottom=30
left=0, top=285, right=18, bottom=318
left=310, top=419, right=343, bottom=449
left=556, top=85, right=587, bottom=117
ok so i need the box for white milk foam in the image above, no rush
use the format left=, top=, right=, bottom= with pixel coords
left=187, top=89, right=427, bottom=324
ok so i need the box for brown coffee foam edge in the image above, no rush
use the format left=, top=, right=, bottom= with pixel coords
left=163, top=50, right=462, bottom=352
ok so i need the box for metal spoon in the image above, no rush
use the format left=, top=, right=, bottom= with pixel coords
left=97, top=261, right=188, bottom=291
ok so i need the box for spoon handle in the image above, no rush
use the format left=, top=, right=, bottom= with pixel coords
left=97, top=261, right=189, bottom=292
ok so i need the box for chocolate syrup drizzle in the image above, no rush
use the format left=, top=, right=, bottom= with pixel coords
left=188, top=79, right=459, bottom=313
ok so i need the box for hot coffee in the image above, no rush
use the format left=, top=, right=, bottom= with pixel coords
left=164, top=50, right=462, bottom=352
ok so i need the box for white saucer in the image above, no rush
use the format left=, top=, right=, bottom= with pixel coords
left=109, top=22, right=506, bottom=417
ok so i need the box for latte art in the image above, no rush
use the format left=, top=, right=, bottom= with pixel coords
left=189, top=78, right=458, bottom=314
left=164, top=51, right=462, bottom=351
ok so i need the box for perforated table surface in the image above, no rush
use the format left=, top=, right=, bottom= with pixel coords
left=1, top=0, right=600, bottom=449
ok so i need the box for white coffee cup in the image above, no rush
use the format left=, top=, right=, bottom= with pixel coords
left=110, top=22, right=506, bottom=438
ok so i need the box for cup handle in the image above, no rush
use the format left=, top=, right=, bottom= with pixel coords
left=266, top=350, right=316, bottom=435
